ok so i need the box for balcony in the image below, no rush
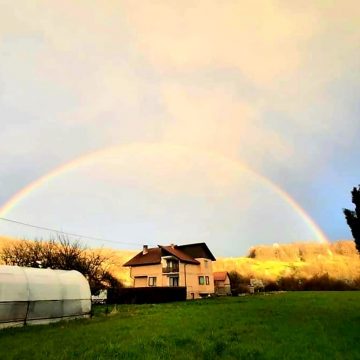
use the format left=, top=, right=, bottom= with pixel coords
left=162, top=265, right=179, bottom=273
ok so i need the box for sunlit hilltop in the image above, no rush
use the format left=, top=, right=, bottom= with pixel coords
left=2, top=236, right=358, bottom=286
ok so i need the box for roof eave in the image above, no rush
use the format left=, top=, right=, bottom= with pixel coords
left=177, top=242, right=217, bottom=261
left=183, top=259, right=200, bottom=265
left=123, top=261, right=161, bottom=267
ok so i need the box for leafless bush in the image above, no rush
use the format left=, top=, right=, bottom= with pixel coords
left=0, top=235, right=123, bottom=294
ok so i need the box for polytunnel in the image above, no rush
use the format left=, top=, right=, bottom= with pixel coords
left=0, top=265, right=91, bottom=329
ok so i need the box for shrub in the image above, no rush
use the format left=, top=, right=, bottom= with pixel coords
left=0, top=235, right=123, bottom=294
left=274, top=274, right=360, bottom=291
left=228, top=271, right=250, bottom=295
left=264, top=280, right=280, bottom=292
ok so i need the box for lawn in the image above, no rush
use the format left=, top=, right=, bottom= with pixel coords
left=0, top=292, right=359, bottom=359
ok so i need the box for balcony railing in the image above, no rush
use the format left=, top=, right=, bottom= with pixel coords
left=162, top=265, right=179, bottom=273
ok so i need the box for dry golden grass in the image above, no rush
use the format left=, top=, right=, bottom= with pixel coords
left=1, top=236, right=359, bottom=285
left=108, top=240, right=360, bottom=284
left=214, top=241, right=360, bottom=282
left=64, top=240, right=360, bottom=284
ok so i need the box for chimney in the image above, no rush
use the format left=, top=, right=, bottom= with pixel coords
left=142, top=245, right=148, bottom=255
left=170, top=243, right=175, bottom=248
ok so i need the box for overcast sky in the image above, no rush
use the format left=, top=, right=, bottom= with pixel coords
left=0, top=1, right=359, bottom=255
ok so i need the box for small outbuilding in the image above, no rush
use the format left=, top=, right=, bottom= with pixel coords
left=213, top=271, right=231, bottom=296
left=0, top=265, right=91, bottom=329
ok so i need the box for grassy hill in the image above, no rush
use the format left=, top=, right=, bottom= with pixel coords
left=214, top=240, right=360, bottom=283
left=103, top=240, right=360, bottom=285
left=1, top=236, right=359, bottom=285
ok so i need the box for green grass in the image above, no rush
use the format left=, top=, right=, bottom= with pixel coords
left=1, top=292, right=360, bottom=359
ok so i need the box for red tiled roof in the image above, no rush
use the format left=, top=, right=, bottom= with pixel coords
left=213, top=271, right=228, bottom=281
left=123, top=243, right=212, bottom=267
left=123, top=247, right=161, bottom=267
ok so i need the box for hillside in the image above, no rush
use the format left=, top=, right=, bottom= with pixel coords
left=213, top=240, right=360, bottom=283
left=100, top=240, right=360, bottom=285
left=1, top=236, right=359, bottom=285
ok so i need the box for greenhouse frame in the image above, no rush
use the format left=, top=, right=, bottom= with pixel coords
left=0, top=265, right=91, bottom=328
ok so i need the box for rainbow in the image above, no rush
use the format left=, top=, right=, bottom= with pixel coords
left=0, top=142, right=328, bottom=243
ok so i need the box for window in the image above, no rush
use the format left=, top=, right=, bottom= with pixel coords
left=198, top=276, right=205, bottom=285
left=148, top=277, right=157, bottom=287
left=204, top=260, right=208, bottom=269
left=169, top=276, right=179, bottom=287
left=164, top=259, right=179, bottom=273
left=205, top=276, right=210, bottom=285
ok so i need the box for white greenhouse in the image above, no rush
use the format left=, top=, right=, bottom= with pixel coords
left=0, top=265, right=91, bottom=329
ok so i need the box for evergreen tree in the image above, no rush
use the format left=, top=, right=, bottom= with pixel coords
left=343, top=185, right=360, bottom=253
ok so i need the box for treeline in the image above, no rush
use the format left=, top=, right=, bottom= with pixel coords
left=0, top=235, right=123, bottom=294
left=229, top=270, right=360, bottom=294
left=247, top=240, right=358, bottom=261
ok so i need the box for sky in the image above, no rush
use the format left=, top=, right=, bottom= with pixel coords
left=0, top=1, right=359, bottom=256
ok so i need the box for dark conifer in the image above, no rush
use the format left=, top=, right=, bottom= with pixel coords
left=343, top=185, right=360, bottom=253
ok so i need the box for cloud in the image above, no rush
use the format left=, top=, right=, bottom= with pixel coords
left=161, top=84, right=293, bottom=168
left=122, top=1, right=360, bottom=84
left=122, top=0, right=320, bottom=85
left=118, top=0, right=360, bottom=173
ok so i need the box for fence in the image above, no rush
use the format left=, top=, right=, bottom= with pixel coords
left=107, top=286, right=187, bottom=304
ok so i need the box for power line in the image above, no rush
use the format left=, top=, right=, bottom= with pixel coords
left=0, top=217, right=146, bottom=247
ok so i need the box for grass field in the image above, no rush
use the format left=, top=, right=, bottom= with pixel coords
left=0, top=292, right=360, bottom=359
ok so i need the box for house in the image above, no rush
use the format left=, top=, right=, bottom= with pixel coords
left=123, top=243, right=216, bottom=299
left=213, top=271, right=231, bottom=296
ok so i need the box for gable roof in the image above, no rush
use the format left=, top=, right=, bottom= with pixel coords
left=177, top=243, right=216, bottom=261
left=123, top=247, right=161, bottom=267
left=213, top=271, right=229, bottom=281
left=123, top=243, right=215, bottom=267
left=159, top=246, right=200, bottom=265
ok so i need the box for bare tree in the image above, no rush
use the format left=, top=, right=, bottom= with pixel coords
left=0, top=235, right=122, bottom=294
